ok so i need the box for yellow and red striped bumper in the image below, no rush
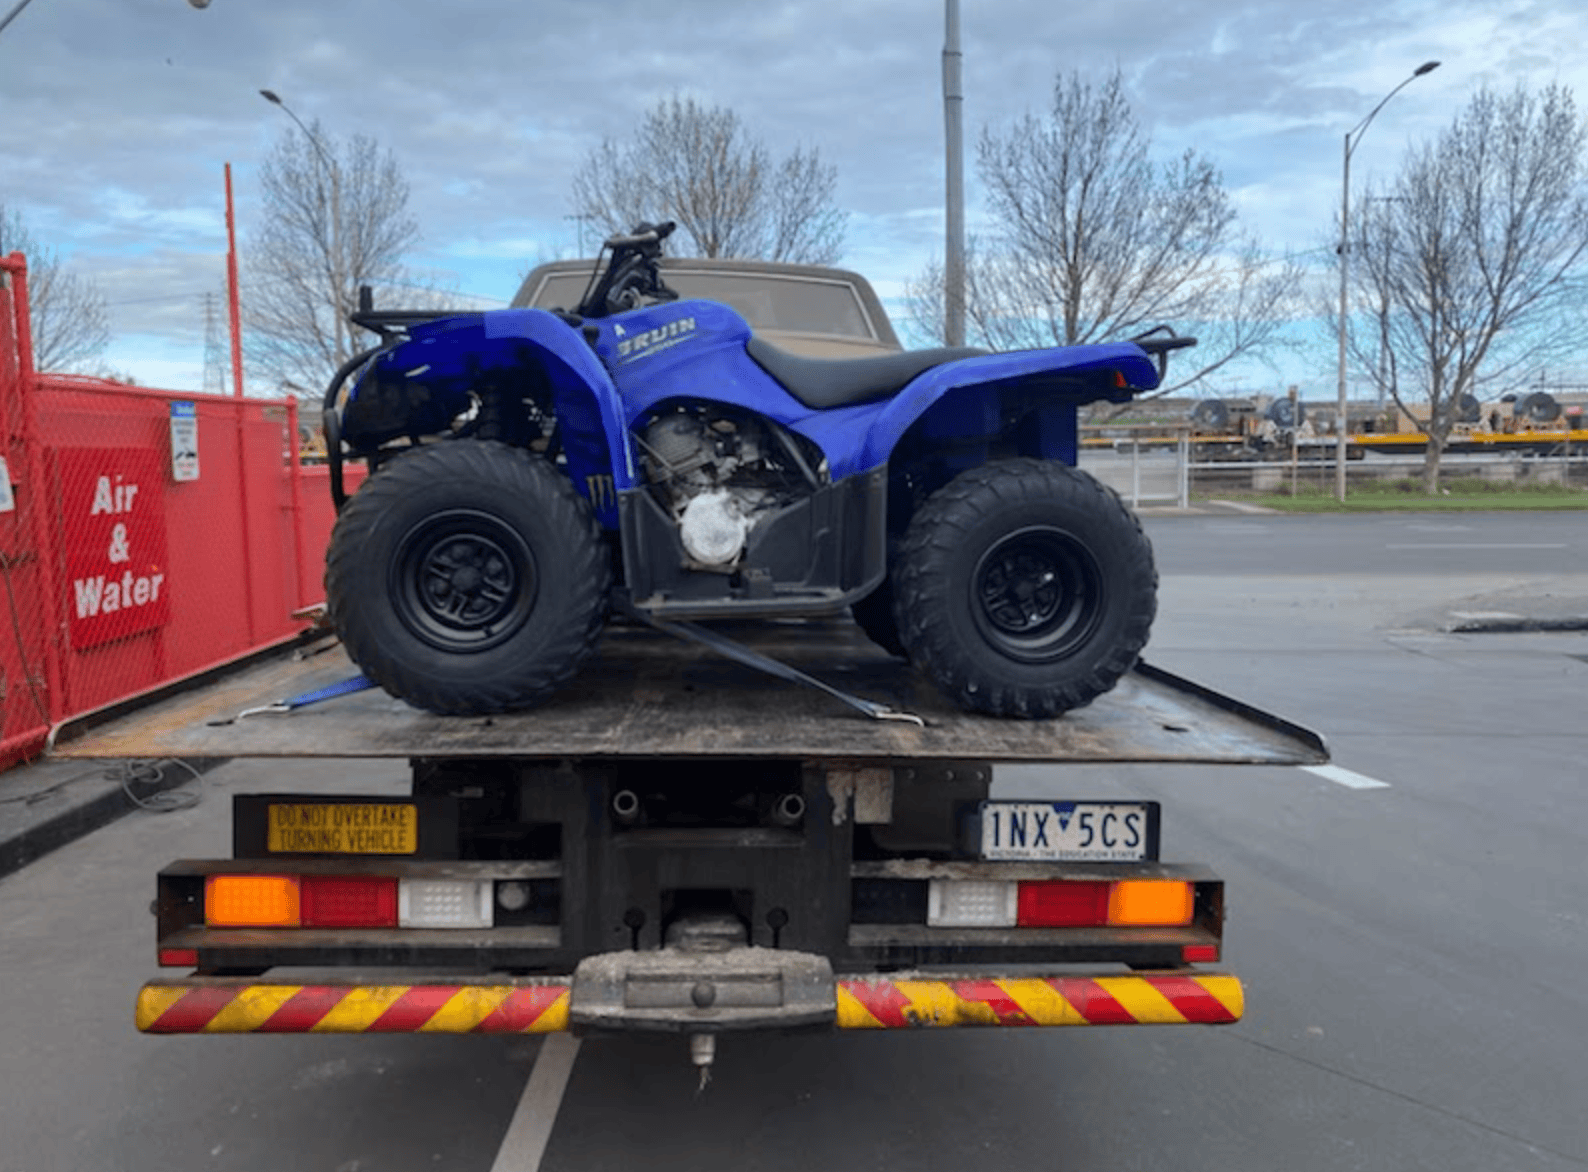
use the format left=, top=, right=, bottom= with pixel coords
left=836, top=973, right=1242, bottom=1028
left=137, top=971, right=1241, bottom=1034
left=137, top=980, right=571, bottom=1035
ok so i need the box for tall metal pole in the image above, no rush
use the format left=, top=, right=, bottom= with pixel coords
left=225, top=163, right=245, bottom=398
left=1334, top=61, right=1440, bottom=502
left=1335, top=133, right=1352, bottom=503
left=942, top=0, right=965, bottom=347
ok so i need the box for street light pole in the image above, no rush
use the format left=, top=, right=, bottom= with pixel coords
left=1335, top=61, right=1439, bottom=502
left=260, top=88, right=347, bottom=368
left=942, top=0, right=965, bottom=347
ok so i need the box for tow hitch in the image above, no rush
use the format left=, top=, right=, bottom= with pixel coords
left=569, top=912, right=836, bottom=1085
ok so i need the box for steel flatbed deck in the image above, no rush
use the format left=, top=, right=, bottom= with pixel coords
left=49, top=619, right=1326, bottom=766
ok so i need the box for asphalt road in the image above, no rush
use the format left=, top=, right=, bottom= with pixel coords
left=1, top=510, right=1584, bottom=1172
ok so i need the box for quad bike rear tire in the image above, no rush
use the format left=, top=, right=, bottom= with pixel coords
left=325, top=439, right=611, bottom=715
left=893, top=458, right=1156, bottom=719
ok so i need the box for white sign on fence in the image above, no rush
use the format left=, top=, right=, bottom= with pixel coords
left=170, top=401, right=199, bottom=482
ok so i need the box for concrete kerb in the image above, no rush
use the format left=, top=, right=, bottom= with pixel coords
left=0, top=754, right=228, bottom=881
left=1444, top=610, right=1588, bottom=634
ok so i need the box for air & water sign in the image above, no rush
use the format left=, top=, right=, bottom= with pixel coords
left=61, top=448, right=171, bottom=649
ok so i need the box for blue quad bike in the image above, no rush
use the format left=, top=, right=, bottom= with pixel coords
left=321, top=222, right=1194, bottom=719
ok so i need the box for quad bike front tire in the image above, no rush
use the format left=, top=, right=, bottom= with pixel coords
left=325, top=439, right=611, bottom=715
left=893, top=458, right=1156, bottom=719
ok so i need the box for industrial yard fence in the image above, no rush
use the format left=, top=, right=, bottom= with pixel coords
left=1082, top=438, right=1588, bottom=507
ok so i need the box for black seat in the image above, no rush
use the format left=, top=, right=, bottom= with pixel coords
left=745, top=336, right=987, bottom=410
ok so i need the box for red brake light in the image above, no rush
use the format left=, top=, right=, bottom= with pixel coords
left=1016, top=881, right=1110, bottom=927
left=299, top=876, right=398, bottom=928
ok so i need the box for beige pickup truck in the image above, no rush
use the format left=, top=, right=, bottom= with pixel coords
left=513, top=256, right=902, bottom=359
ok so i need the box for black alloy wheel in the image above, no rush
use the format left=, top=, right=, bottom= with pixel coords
left=393, top=510, right=538, bottom=653
left=970, top=525, right=1104, bottom=664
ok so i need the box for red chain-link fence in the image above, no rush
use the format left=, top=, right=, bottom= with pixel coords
left=1, top=251, right=345, bottom=767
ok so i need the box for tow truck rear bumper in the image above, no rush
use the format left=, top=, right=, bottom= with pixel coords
left=136, top=964, right=1242, bottom=1034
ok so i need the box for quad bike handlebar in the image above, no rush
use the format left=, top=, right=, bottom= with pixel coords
left=602, top=220, right=677, bottom=251
left=577, top=221, right=680, bottom=318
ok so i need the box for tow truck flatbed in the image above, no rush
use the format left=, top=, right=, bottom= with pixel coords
left=67, top=619, right=1326, bottom=1064
left=50, top=619, right=1325, bottom=766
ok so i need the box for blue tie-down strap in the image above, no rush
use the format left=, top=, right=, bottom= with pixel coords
left=209, top=674, right=375, bottom=725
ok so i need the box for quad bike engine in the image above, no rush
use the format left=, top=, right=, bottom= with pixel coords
left=639, top=406, right=815, bottom=566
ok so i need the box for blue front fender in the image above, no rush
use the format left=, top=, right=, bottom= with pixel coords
left=349, top=309, right=635, bottom=525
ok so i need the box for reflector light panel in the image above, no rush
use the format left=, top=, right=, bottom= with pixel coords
left=399, top=879, right=493, bottom=928
left=927, top=880, right=1017, bottom=927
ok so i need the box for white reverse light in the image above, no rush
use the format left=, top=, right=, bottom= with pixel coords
left=927, top=880, right=1017, bottom=928
left=399, top=880, right=493, bottom=928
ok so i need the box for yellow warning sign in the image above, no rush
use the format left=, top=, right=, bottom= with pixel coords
left=266, top=803, right=418, bottom=854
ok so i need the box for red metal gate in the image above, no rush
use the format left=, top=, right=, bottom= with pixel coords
left=1, top=251, right=342, bottom=767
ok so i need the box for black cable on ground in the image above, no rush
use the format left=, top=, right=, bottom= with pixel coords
left=114, top=758, right=205, bottom=813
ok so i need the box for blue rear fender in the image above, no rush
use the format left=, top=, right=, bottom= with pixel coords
left=854, top=342, right=1160, bottom=475
left=785, top=342, right=1158, bottom=483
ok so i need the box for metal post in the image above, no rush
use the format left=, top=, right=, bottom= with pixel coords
left=1335, top=134, right=1351, bottom=503
left=942, top=0, right=965, bottom=347
left=1290, top=386, right=1301, bottom=497
left=1130, top=439, right=1141, bottom=507
left=225, top=163, right=245, bottom=398
left=1177, top=433, right=1190, bottom=509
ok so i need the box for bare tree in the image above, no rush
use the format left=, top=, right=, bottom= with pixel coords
left=1349, top=84, right=1588, bottom=491
left=0, top=203, right=109, bottom=373
left=907, top=70, right=1300, bottom=393
left=571, top=95, right=846, bottom=265
left=245, top=123, right=430, bottom=395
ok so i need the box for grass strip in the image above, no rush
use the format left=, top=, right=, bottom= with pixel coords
left=1203, top=477, right=1588, bottom=513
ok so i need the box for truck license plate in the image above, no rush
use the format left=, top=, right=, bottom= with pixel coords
left=978, top=801, right=1158, bottom=861
left=266, top=802, right=419, bottom=854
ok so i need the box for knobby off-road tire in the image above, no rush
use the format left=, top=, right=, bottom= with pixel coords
left=893, top=459, right=1156, bottom=719
left=325, top=440, right=611, bottom=715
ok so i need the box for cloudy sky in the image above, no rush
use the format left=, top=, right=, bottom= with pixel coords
left=1, top=0, right=1584, bottom=395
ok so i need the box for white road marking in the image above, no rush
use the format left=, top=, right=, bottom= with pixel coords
left=1302, top=764, right=1392, bottom=790
left=490, top=1033, right=582, bottom=1172
left=1384, top=543, right=1568, bottom=550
